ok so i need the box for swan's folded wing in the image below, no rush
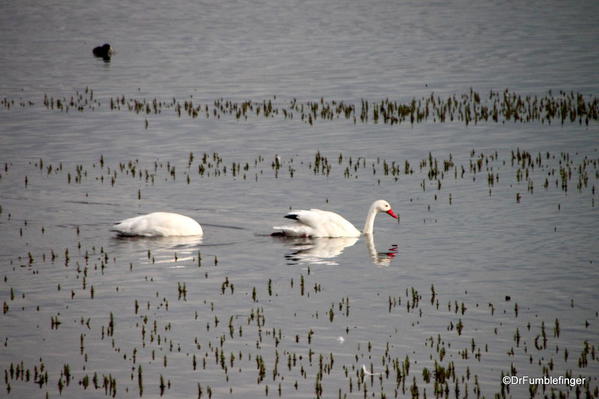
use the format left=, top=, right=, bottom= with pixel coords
left=273, top=209, right=321, bottom=236
left=284, top=209, right=325, bottom=229
left=277, top=208, right=360, bottom=237
left=310, top=209, right=360, bottom=237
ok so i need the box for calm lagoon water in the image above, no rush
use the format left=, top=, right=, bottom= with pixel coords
left=1, top=0, right=598, bottom=398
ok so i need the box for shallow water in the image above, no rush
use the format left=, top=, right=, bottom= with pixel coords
left=1, top=0, right=598, bottom=398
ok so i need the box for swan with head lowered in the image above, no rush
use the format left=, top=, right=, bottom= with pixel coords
left=272, top=200, right=398, bottom=238
left=112, top=212, right=203, bottom=237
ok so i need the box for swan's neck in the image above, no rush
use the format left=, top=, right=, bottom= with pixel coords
left=362, top=204, right=379, bottom=235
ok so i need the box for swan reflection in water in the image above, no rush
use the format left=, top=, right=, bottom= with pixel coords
left=277, top=234, right=398, bottom=266
left=112, top=235, right=203, bottom=266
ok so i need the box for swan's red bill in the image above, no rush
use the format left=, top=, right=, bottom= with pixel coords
left=386, top=209, right=398, bottom=219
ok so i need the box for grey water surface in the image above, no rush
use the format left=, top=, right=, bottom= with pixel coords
left=1, top=0, right=598, bottom=398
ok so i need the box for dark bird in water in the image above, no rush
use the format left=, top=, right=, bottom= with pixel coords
left=93, top=43, right=113, bottom=61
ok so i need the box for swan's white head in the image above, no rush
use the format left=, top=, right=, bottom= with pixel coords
left=363, top=199, right=398, bottom=235
left=373, top=200, right=398, bottom=219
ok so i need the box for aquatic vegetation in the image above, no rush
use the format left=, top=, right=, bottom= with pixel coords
left=10, top=149, right=597, bottom=211
left=2, top=88, right=597, bottom=126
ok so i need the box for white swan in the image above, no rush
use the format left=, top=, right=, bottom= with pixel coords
left=112, top=212, right=203, bottom=237
left=272, top=200, right=398, bottom=237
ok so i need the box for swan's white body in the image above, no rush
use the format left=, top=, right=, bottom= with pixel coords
left=273, top=200, right=398, bottom=238
left=112, top=212, right=203, bottom=237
